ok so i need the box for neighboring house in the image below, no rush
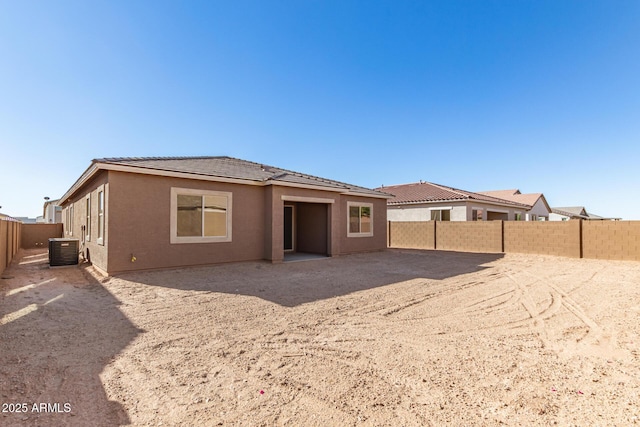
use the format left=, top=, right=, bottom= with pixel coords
left=58, top=156, right=390, bottom=274
left=477, top=189, right=551, bottom=221
left=377, top=181, right=530, bottom=222
left=15, top=217, right=38, bottom=224
left=549, top=206, right=620, bottom=221
left=43, top=198, right=62, bottom=223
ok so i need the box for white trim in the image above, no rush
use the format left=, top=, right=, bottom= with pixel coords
left=85, top=194, right=91, bottom=242
left=170, top=187, right=232, bottom=244
left=97, top=185, right=105, bottom=246
left=429, top=206, right=452, bottom=211
left=343, top=190, right=391, bottom=199
left=281, top=195, right=335, bottom=204
left=347, top=201, right=374, bottom=238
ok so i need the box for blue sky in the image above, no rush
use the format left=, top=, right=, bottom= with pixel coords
left=1, top=1, right=638, bottom=219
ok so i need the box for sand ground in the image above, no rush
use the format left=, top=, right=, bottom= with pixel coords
left=1, top=248, right=639, bottom=426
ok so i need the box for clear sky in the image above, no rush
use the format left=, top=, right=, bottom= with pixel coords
left=1, top=1, right=638, bottom=219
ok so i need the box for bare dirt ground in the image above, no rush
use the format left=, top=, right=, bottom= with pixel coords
left=1, top=248, right=639, bottom=426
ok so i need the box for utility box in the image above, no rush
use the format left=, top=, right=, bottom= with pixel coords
left=49, top=238, right=79, bottom=266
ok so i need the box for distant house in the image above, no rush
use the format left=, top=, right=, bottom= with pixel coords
left=43, top=199, right=62, bottom=223
left=549, top=206, right=620, bottom=221
left=377, top=181, right=530, bottom=222
left=58, top=156, right=390, bottom=274
left=477, top=189, right=551, bottom=221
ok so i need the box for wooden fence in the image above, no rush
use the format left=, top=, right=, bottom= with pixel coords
left=389, top=220, right=640, bottom=261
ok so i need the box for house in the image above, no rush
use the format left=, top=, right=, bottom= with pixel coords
left=477, top=189, right=551, bottom=221
left=43, top=198, right=63, bottom=223
left=549, top=206, right=620, bottom=221
left=58, top=156, right=390, bottom=275
left=377, top=181, right=530, bottom=222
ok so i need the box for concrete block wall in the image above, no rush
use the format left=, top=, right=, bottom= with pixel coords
left=389, top=220, right=640, bottom=261
left=436, top=221, right=503, bottom=253
left=583, top=221, right=640, bottom=261
left=503, top=221, right=581, bottom=258
left=21, top=223, right=64, bottom=249
left=1, top=219, right=22, bottom=276
left=388, top=221, right=435, bottom=249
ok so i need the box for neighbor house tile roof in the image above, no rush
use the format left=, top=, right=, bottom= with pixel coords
left=376, top=181, right=530, bottom=208
left=61, top=156, right=388, bottom=203
left=478, top=189, right=546, bottom=209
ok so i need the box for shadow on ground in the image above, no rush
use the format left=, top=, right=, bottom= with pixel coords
left=0, top=249, right=141, bottom=427
left=117, top=249, right=504, bottom=307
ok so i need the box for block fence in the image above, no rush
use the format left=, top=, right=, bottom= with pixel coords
left=0, top=218, right=22, bottom=276
left=0, top=221, right=64, bottom=276
left=388, top=220, right=640, bottom=261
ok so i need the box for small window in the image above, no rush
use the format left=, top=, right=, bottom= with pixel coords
left=171, top=188, right=232, bottom=243
left=515, top=213, right=522, bottom=221
left=430, top=209, right=450, bottom=221
left=472, top=209, right=483, bottom=221
left=85, top=195, right=91, bottom=241
left=347, top=202, right=373, bottom=237
left=97, top=190, right=105, bottom=245
left=69, top=204, right=74, bottom=236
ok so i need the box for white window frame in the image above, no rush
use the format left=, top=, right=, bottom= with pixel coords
left=347, top=201, right=374, bottom=238
left=69, top=204, right=74, bottom=236
left=430, top=207, right=452, bottom=221
left=85, top=194, right=91, bottom=241
left=170, top=187, right=233, bottom=244
left=97, top=186, right=105, bottom=246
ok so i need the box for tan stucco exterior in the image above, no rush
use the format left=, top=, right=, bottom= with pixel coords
left=61, top=168, right=387, bottom=274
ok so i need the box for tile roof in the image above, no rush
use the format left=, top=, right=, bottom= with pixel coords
left=478, top=189, right=544, bottom=209
left=376, top=181, right=530, bottom=208
left=552, top=206, right=588, bottom=217
left=88, top=156, right=387, bottom=197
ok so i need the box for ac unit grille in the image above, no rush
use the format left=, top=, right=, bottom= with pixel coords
left=49, top=238, right=79, bottom=266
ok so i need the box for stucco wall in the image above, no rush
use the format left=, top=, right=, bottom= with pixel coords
left=388, top=203, right=467, bottom=222
left=527, top=198, right=550, bottom=220
left=339, top=196, right=388, bottom=255
left=61, top=171, right=110, bottom=272
left=105, top=171, right=266, bottom=273
left=60, top=168, right=387, bottom=273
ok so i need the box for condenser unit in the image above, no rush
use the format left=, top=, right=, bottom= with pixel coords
left=48, top=238, right=79, bottom=266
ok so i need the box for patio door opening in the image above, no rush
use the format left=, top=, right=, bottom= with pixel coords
left=283, top=202, right=329, bottom=262
left=284, top=205, right=294, bottom=252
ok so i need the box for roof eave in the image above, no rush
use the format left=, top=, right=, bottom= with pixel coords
left=60, top=160, right=389, bottom=203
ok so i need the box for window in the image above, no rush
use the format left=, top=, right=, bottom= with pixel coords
left=85, top=195, right=91, bottom=241
left=97, top=190, right=105, bottom=245
left=347, top=202, right=373, bottom=237
left=472, top=209, right=483, bottom=221
left=69, top=204, right=74, bottom=236
left=430, top=209, right=450, bottom=221
left=515, top=213, right=522, bottom=221
left=171, top=188, right=232, bottom=243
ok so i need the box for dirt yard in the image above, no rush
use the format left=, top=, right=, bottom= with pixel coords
left=1, top=248, right=639, bottom=426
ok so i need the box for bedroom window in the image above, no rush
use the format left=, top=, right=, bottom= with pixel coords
left=347, top=202, right=373, bottom=237
left=171, top=188, right=232, bottom=243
